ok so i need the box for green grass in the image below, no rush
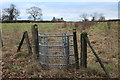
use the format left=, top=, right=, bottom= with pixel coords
left=89, top=22, right=118, bottom=30
left=89, top=23, right=107, bottom=30
left=2, top=22, right=118, bottom=33
left=2, top=23, right=57, bottom=33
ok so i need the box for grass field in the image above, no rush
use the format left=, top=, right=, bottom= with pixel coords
left=1, top=22, right=119, bottom=78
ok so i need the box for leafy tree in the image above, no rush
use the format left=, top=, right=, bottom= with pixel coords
left=26, top=6, right=42, bottom=21
left=2, top=4, right=20, bottom=21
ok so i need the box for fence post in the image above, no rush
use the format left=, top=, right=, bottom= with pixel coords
left=73, top=29, right=79, bottom=69
left=0, top=30, right=3, bottom=47
left=31, top=24, right=39, bottom=58
left=80, top=32, right=87, bottom=68
left=24, top=31, right=32, bottom=54
left=17, top=32, right=25, bottom=52
left=85, top=36, right=110, bottom=78
left=66, top=35, right=70, bottom=66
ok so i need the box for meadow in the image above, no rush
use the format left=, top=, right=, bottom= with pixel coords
left=1, top=22, right=119, bottom=78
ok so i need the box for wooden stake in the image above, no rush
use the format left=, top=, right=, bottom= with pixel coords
left=31, top=24, right=39, bottom=58
left=73, top=29, right=79, bottom=69
left=80, top=32, right=87, bottom=68
left=17, top=32, right=25, bottom=52
left=24, top=31, right=32, bottom=54
left=85, top=36, right=110, bottom=78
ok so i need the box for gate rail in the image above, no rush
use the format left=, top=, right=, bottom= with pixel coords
left=38, top=33, right=75, bottom=66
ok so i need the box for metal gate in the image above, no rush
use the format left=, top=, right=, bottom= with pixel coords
left=38, top=33, right=75, bottom=66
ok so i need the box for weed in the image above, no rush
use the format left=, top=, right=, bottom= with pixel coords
left=14, top=52, right=26, bottom=58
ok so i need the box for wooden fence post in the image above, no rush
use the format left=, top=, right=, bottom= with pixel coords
left=73, top=29, right=79, bottom=69
left=80, top=32, right=87, bottom=68
left=31, top=24, right=39, bottom=58
left=66, top=36, right=70, bottom=66
left=17, top=31, right=32, bottom=54
left=85, top=36, right=110, bottom=78
left=0, top=30, right=3, bottom=47
left=24, top=31, right=32, bottom=54
left=17, top=32, right=25, bottom=52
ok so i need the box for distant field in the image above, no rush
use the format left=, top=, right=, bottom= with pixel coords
left=2, top=22, right=118, bottom=32
left=2, top=22, right=119, bottom=78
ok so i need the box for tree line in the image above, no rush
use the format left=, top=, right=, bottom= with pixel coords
left=80, top=12, right=105, bottom=21
left=1, top=4, right=106, bottom=22
left=1, top=4, right=42, bottom=21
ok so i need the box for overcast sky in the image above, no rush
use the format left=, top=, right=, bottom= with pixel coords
left=0, top=0, right=119, bottom=21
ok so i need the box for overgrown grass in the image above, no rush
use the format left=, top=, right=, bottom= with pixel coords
left=89, top=22, right=118, bottom=30
left=2, top=22, right=119, bottom=78
left=2, top=23, right=56, bottom=32
left=89, top=23, right=107, bottom=30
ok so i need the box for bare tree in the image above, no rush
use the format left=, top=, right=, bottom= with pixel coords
left=26, top=6, right=42, bottom=21
left=99, top=16, right=105, bottom=21
left=91, top=12, right=99, bottom=21
left=2, top=4, right=20, bottom=21
left=98, top=13, right=105, bottom=21
left=80, top=13, right=89, bottom=21
left=91, top=12, right=105, bottom=21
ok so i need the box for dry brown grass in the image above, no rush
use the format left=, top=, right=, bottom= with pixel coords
left=2, top=22, right=119, bottom=78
